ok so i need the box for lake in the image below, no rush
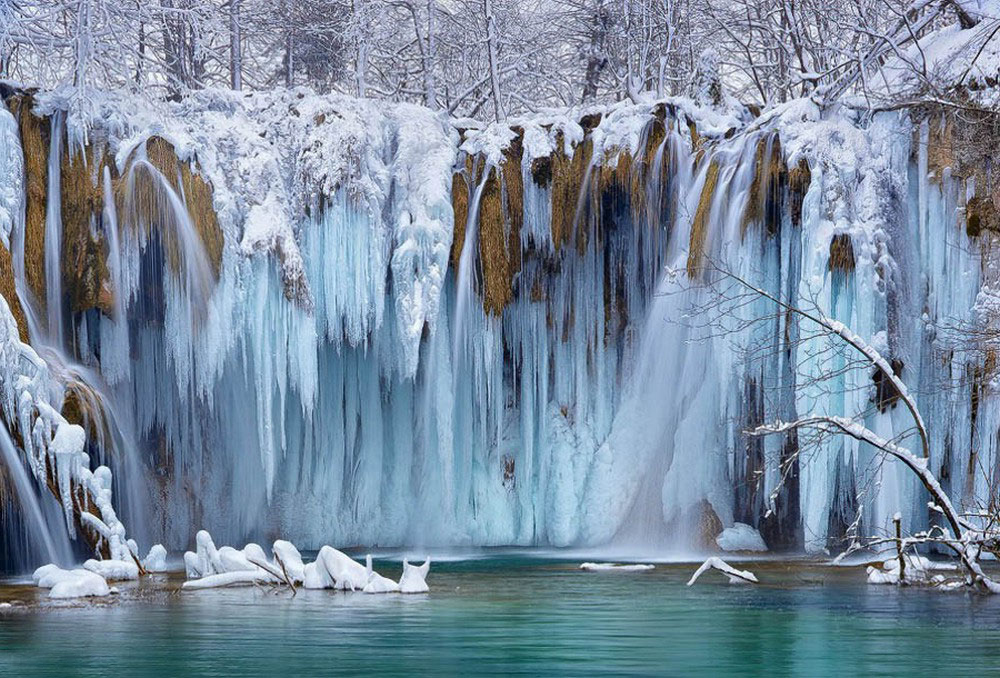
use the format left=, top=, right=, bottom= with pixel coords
left=1, top=554, right=999, bottom=676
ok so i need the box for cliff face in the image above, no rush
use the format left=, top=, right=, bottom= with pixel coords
left=1, top=86, right=998, bottom=567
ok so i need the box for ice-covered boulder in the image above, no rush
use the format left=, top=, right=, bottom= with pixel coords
left=242, top=543, right=269, bottom=568
left=184, top=530, right=223, bottom=578
left=184, top=551, right=202, bottom=578
left=716, top=523, right=768, bottom=552
left=33, top=564, right=111, bottom=598
left=142, top=544, right=168, bottom=572
left=196, top=530, right=221, bottom=574
left=302, top=561, right=331, bottom=589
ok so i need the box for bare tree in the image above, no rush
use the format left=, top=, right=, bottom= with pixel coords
left=703, top=263, right=1000, bottom=593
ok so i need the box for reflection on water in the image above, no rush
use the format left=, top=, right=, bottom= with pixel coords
left=2, top=557, right=1000, bottom=676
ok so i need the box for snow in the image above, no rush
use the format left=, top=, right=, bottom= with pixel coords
left=686, top=557, right=759, bottom=586
left=579, top=562, right=655, bottom=572
left=0, top=105, right=22, bottom=249
left=83, top=558, right=139, bottom=581
left=33, top=564, right=111, bottom=599
left=272, top=540, right=305, bottom=583
left=398, top=558, right=431, bottom=594
left=3, top=78, right=999, bottom=584
left=182, top=571, right=274, bottom=590
left=362, top=555, right=400, bottom=593
left=181, top=532, right=423, bottom=595
left=716, top=524, right=768, bottom=553
left=142, top=545, right=168, bottom=573
left=876, top=18, right=1000, bottom=105
left=315, top=545, right=370, bottom=591
left=217, top=546, right=256, bottom=573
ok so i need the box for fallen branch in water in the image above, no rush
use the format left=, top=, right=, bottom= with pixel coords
left=687, top=557, right=758, bottom=586
left=248, top=556, right=297, bottom=594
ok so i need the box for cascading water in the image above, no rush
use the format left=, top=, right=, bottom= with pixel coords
left=0, top=88, right=997, bottom=571
left=44, top=111, right=64, bottom=348
left=452, top=161, right=490, bottom=376
left=0, top=422, right=74, bottom=570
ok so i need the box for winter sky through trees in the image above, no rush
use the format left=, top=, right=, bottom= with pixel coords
left=3, top=0, right=998, bottom=122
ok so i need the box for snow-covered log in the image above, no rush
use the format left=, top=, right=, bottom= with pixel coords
left=579, top=562, right=655, bottom=572
left=686, top=557, right=758, bottom=586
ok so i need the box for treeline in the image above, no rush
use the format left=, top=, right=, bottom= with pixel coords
left=0, top=0, right=991, bottom=119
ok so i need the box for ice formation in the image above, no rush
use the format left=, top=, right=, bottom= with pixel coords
left=141, top=544, right=168, bottom=573
left=180, top=531, right=426, bottom=593
left=1, top=60, right=999, bottom=572
left=866, top=553, right=960, bottom=586
left=33, top=563, right=112, bottom=599
left=83, top=558, right=139, bottom=581
left=363, top=555, right=401, bottom=593
left=398, top=558, right=431, bottom=594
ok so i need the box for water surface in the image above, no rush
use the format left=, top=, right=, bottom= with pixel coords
left=1, top=556, right=999, bottom=676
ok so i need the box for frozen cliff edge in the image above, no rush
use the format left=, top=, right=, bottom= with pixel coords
left=1, top=68, right=999, bottom=563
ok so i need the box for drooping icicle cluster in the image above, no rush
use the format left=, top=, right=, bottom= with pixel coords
left=0, top=85, right=997, bottom=569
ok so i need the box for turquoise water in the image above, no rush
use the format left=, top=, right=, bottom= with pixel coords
left=2, top=556, right=999, bottom=676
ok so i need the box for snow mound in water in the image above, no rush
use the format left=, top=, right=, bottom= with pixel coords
left=271, top=540, right=305, bottom=582
left=867, top=553, right=960, bottom=585
left=715, top=523, right=768, bottom=552
left=83, top=558, right=139, bottom=581
left=398, top=558, right=431, bottom=593
left=362, top=555, right=400, bottom=593
left=142, top=544, right=168, bottom=572
left=33, top=564, right=111, bottom=599
left=579, top=562, right=655, bottom=572
left=180, top=531, right=426, bottom=594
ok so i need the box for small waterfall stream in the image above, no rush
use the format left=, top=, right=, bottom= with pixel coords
left=0, top=421, right=73, bottom=568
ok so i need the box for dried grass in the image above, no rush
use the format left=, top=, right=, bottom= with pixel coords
left=0, top=244, right=28, bottom=342
left=10, top=95, right=49, bottom=313
left=687, top=160, right=719, bottom=277
left=450, top=155, right=473, bottom=268
left=828, top=233, right=855, bottom=273
left=743, top=134, right=786, bottom=236
left=550, top=135, right=593, bottom=251
left=788, top=158, right=811, bottom=228
left=61, top=144, right=112, bottom=313
left=502, top=132, right=524, bottom=286
left=478, top=167, right=512, bottom=314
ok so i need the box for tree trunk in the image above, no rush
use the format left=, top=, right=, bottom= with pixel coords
left=230, top=0, right=242, bottom=90
left=424, top=0, right=438, bottom=108
left=484, top=0, right=504, bottom=121
left=581, top=1, right=609, bottom=103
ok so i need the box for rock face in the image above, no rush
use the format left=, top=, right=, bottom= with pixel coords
left=695, top=500, right=724, bottom=552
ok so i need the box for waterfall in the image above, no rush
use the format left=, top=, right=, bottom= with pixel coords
left=0, top=89, right=997, bottom=569
left=452, top=163, right=490, bottom=375
left=0, top=421, right=74, bottom=569
left=44, top=111, right=64, bottom=347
